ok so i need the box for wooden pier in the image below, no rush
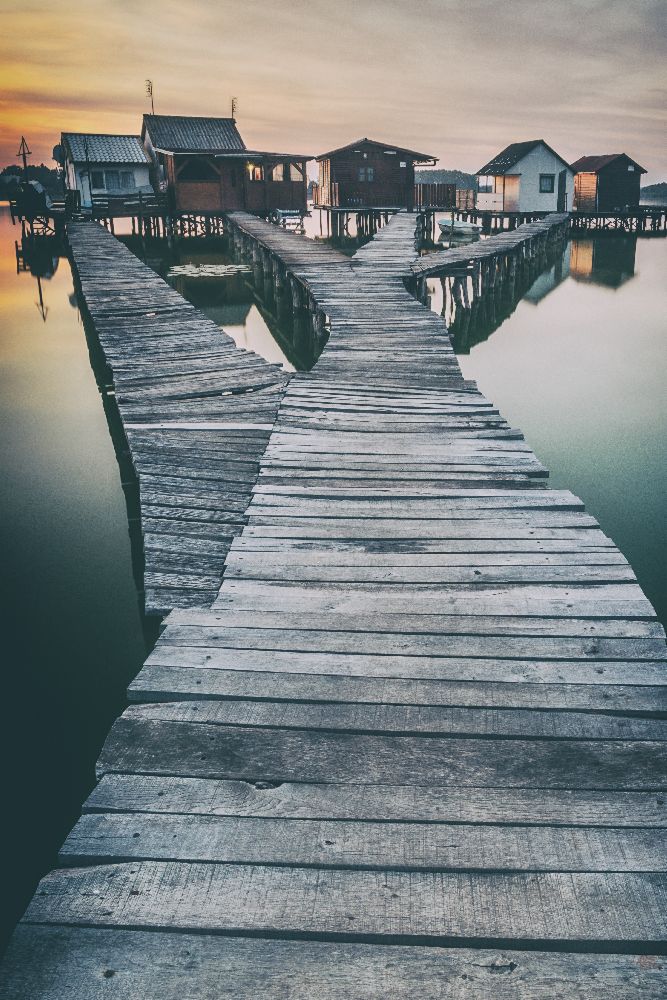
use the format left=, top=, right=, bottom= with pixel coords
left=454, top=206, right=667, bottom=235
left=1, top=213, right=665, bottom=998
left=67, top=223, right=289, bottom=614
left=409, top=213, right=571, bottom=320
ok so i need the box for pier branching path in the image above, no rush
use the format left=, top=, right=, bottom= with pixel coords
left=1, top=214, right=665, bottom=998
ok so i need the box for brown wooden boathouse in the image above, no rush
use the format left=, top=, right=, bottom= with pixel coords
left=142, top=114, right=310, bottom=216
left=313, top=137, right=437, bottom=210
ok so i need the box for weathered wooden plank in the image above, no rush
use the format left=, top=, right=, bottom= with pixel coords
left=23, top=861, right=667, bottom=944
left=60, top=811, right=666, bottom=872
left=85, top=773, right=667, bottom=828
left=167, top=607, right=664, bottom=639
left=129, top=664, right=667, bottom=711
left=154, top=625, right=665, bottom=661
left=123, top=698, right=667, bottom=742
left=96, top=718, right=667, bottom=790
left=2, top=926, right=663, bottom=1000
left=144, top=644, right=667, bottom=686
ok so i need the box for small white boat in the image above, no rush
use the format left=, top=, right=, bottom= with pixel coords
left=438, top=218, right=482, bottom=239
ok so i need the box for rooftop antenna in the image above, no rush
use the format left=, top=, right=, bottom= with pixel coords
left=17, top=136, right=31, bottom=180
left=146, top=79, right=155, bottom=114
left=231, top=96, right=238, bottom=119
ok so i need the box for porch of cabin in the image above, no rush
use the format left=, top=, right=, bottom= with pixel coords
left=164, top=153, right=308, bottom=216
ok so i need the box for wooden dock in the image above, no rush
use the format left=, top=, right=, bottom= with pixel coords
left=1, top=213, right=665, bottom=998
left=411, top=213, right=570, bottom=281
left=67, top=222, right=289, bottom=614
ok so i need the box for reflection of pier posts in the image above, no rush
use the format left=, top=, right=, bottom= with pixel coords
left=260, top=247, right=273, bottom=305
left=415, top=276, right=429, bottom=307
left=273, top=262, right=290, bottom=325
left=251, top=243, right=263, bottom=288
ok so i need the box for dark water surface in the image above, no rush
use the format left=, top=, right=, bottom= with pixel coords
left=0, top=207, right=149, bottom=948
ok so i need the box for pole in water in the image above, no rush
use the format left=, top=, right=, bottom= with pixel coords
left=35, top=276, right=48, bottom=322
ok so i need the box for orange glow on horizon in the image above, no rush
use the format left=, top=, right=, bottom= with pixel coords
left=1, top=0, right=665, bottom=182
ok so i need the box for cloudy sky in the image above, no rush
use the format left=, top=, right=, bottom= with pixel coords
left=2, top=0, right=665, bottom=181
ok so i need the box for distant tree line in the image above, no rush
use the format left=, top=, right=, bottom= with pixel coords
left=640, top=182, right=667, bottom=204
left=415, top=168, right=478, bottom=190
left=0, top=164, right=63, bottom=199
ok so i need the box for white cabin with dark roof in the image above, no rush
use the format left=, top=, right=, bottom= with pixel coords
left=61, top=133, right=152, bottom=208
left=476, top=140, right=574, bottom=213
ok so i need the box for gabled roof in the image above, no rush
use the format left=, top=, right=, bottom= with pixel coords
left=570, top=154, right=647, bottom=174
left=143, top=115, right=246, bottom=153
left=477, top=140, right=571, bottom=176
left=62, top=133, right=149, bottom=164
left=316, top=137, right=437, bottom=163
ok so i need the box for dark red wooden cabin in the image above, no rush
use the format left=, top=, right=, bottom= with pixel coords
left=314, top=138, right=436, bottom=210
left=142, top=115, right=311, bottom=215
left=571, top=154, right=646, bottom=212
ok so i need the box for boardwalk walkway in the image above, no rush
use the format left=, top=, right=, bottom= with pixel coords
left=67, top=223, right=289, bottom=614
left=1, top=213, right=665, bottom=998
left=410, top=213, right=571, bottom=280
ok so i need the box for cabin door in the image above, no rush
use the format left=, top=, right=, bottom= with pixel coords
left=557, top=169, right=567, bottom=211
left=79, top=170, right=92, bottom=208
left=503, top=176, right=520, bottom=212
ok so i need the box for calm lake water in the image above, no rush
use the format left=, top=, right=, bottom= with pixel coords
left=0, top=206, right=149, bottom=948
left=0, top=208, right=665, bottom=946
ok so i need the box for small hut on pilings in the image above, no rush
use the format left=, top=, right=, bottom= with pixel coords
left=141, top=115, right=311, bottom=216
left=570, top=155, right=647, bottom=212
left=314, top=138, right=437, bottom=211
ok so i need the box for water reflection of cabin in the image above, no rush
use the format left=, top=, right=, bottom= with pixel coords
left=570, top=155, right=646, bottom=212
left=141, top=115, right=310, bottom=215
left=522, top=244, right=571, bottom=304
left=570, top=237, right=637, bottom=288
left=314, top=138, right=437, bottom=210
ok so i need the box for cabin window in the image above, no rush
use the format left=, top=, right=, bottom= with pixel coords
left=91, top=170, right=104, bottom=189
left=105, top=170, right=121, bottom=191
left=271, top=163, right=284, bottom=182
left=120, top=170, right=136, bottom=190
left=290, top=163, right=303, bottom=182
left=178, top=158, right=219, bottom=182
left=539, top=174, right=555, bottom=193
left=247, top=163, right=264, bottom=182
left=478, top=176, right=494, bottom=193
left=358, top=167, right=375, bottom=182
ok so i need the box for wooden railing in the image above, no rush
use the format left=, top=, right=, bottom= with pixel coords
left=414, top=182, right=456, bottom=208
left=90, top=192, right=165, bottom=218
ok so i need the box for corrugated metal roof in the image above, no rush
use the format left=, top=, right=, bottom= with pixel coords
left=477, top=140, right=570, bottom=176
left=570, top=154, right=647, bottom=173
left=143, top=115, right=246, bottom=153
left=62, top=133, right=149, bottom=164
left=316, top=137, right=436, bottom=162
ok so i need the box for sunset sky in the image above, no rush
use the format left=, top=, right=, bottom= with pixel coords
left=2, top=0, right=665, bottom=181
